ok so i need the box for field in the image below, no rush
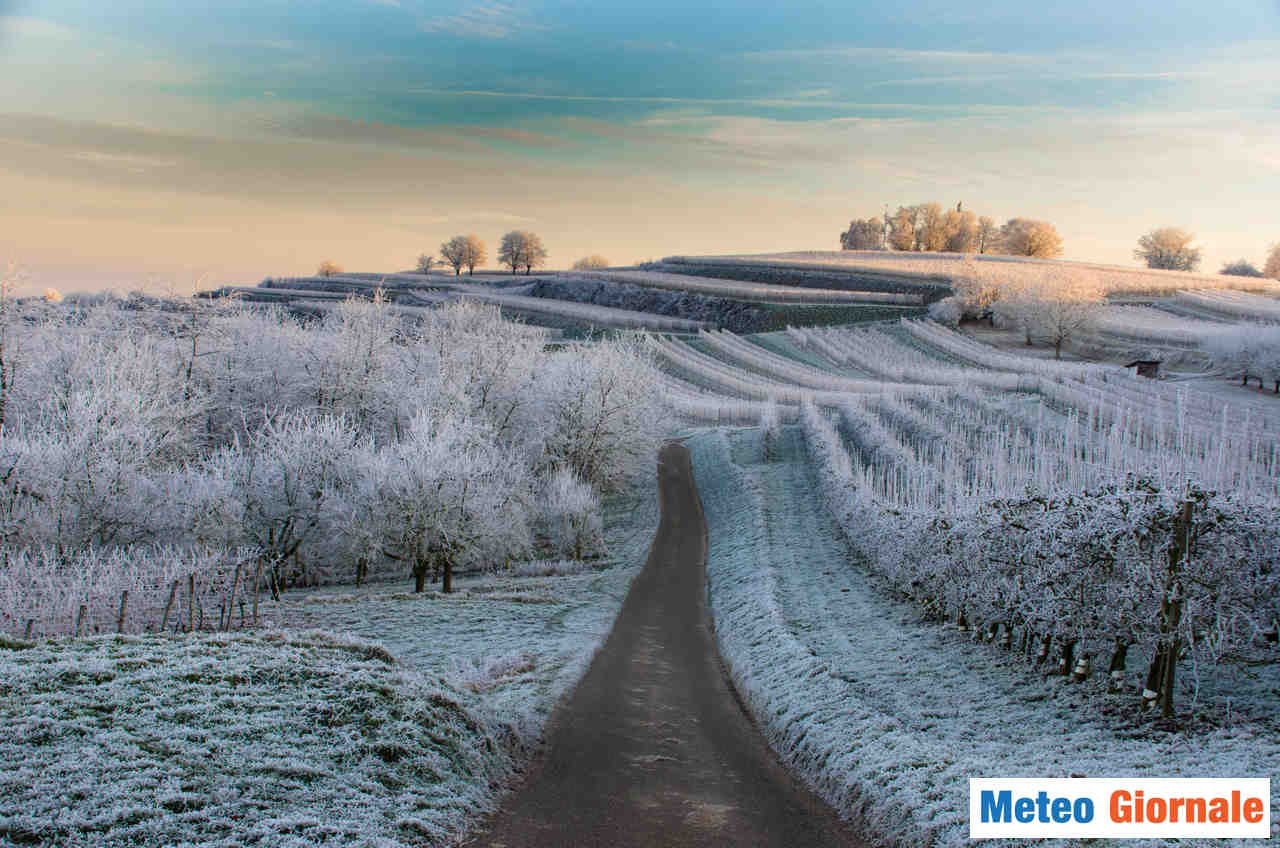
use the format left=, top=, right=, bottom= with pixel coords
left=4, top=252, right=1279, bottom=846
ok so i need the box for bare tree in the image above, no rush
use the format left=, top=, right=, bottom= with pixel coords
left=1264, top=243, right=1280, bottom=280
left=572, top=255, right=610, bottom=270
left=1029, top=268, right=1105, bottom=358
left=917, top=202, right=948, bottom=252
left=317, top=260, right=343, bottom=277
left=999, top=218, right=1063, bottom=258
left=416, top=254, right=437, bottom=274
left=976, top=216, right=999, bottom=254
left=1134, top=227, right=1201, bottom=271
left=884, top=206, right=914, bottom=251
left=441, top=236, right=468, bottom=276
left=519, top=233, right=547, bottom=274
left=943, top=209, right=979, bottom=253
left=463, top=234, right=486, bottom=276
left=839, top=217, right=886, bottom=250
left=498, top=231, right=548, bottom=275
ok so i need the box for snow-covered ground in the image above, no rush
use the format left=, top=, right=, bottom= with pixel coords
left=690, top=425, right=1279, bottom=847
left=0, top=481, right=657, bottom=848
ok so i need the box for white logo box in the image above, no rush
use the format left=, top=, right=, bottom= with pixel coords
left=970, top=777, right=1271, bottom=839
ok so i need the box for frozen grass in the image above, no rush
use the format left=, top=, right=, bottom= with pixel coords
left=690, top=425, right=1279, bottom=847
left=666, top=252, right=1280, bottom=295
left=0, top=630, right=507, bottom=848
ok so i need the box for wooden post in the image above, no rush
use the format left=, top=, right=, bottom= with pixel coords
left=23, top=619, right=33, bottom=640
left=75, top=604, right=87, bottom=637
left=187, top=574, right=196, bottom=632
left=116, top=590, right=129, bottom=634
left=161, top=580, right=179, bottom=633
left=252, top=558, right=263, bottom=626
left=224, top=561, right=242, bottom=631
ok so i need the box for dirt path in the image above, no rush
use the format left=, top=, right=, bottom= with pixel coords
left=465, top=442, right=864, bottom=848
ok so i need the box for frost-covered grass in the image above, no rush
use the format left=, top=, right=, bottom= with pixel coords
left=691, top=426, right=1279, bottom=847
left=0, top=630, right=507, bottom=848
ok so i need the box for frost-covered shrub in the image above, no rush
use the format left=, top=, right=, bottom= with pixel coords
left=926, top=295, right=963, bottom=327
left=759, top=399, right=781, bottom=458
left=539, top=466, right=604, bottom=560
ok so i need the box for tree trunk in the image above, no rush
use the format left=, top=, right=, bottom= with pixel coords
left=1054, top=339, right=1063, bottom=360
left=413, top=559, right=427, bottom=593
left=442, top=559, right=454, bottom=594
left=1108, top=640, right=1127, bottom=692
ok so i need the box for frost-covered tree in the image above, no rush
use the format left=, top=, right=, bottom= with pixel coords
left=949, top=257, right=1006, bottom=317
left=498, top=231, right=548, bottom=275
left=999, top=218, right=1063, bottom=258
left=572, top=255, right=610, bottom=270
left=917, top=203, right=948, bottom=252
left=1135, top=227, right=1201, bottom=271
left=441, top=236, right=468, bottom=276
left=942, top=209, right=979, bottom=253
left=416, top=254, right=436, bottom=274
left=1026, top=267, right=1104, bottom=358
left=1264, top=243, right=1280, bottom=280
left=534, top=334, right=663, bottom=490
left=539, top=466, right=603, bottom=560
left=888, top=206, right=921, bottom=251
left=976, top=216, right=999, bottom=254
left=463, top=234, right=487, bottom=275
left=317, top=260, right=343, bottom=277
left=840, top=217, right=886, bottom=251
left=368, top=411, right=531, bottom=593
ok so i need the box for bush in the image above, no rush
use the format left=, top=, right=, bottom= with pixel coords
left=927, top=296, right=963, bottom=327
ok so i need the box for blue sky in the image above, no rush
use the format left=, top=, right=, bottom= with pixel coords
left=1, top=0, right=1278, bottom=288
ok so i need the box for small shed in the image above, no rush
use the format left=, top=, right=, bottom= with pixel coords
left=1125, top=359, right=1161, bottom=379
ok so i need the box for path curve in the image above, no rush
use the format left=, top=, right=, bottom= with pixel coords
left=465, top=442, right=865, bottom=847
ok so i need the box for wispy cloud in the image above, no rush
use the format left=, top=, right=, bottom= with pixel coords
left=264, top=114, right=571, bottom=152
left=69, top=150, right=180, bottom=172
left=418, top=2, right=547, bottom=39
left=0, top=15, right=80, bottom=42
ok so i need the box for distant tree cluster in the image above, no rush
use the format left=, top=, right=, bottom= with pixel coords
left=572, top=255, right=610, bottom=270
left=841, top=202, right=1061, bottom=258
left=1134, top=228, right=1280, bottom=279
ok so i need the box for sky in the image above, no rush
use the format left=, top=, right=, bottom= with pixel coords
left=1, top=0, right=1278, bottom=293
